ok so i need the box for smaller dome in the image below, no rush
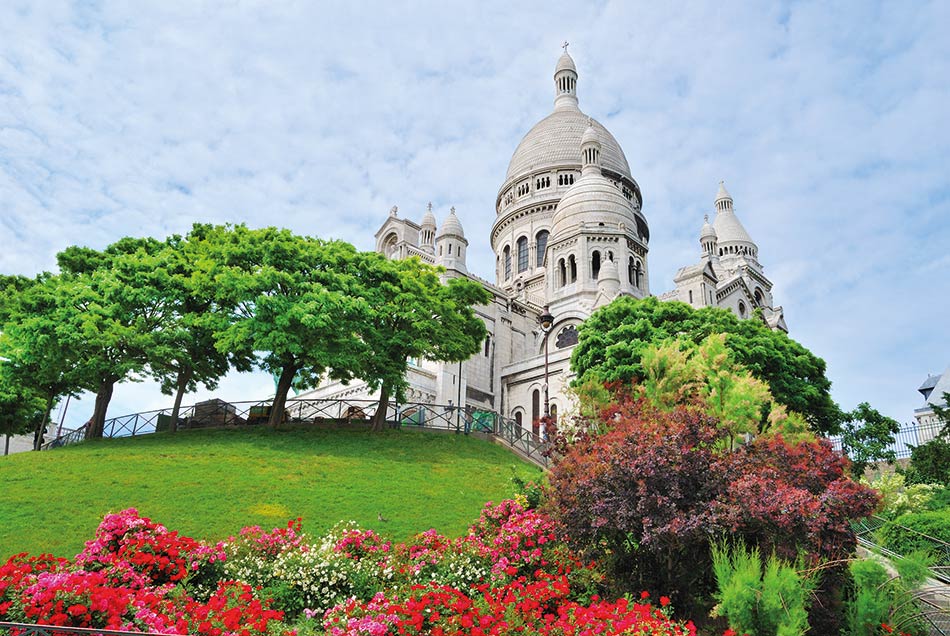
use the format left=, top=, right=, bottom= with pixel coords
left=551, top=173, right=636, bottom=238
left=555, top=50, right=576, bottom=74
left=437, top=207, right=465, bottom=239
left=700, top=214, right=716, bottom=240
left=581, top=121, right=600, bottom=147
left=421, top=202, right=436, bottom=228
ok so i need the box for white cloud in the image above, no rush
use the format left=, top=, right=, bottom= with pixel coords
left=2, top=0, right=948, bottom=425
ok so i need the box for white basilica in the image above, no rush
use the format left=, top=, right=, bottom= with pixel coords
left=299, top=48, right=786, bottom=432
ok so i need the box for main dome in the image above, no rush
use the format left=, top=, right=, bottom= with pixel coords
left=505, top=110, right=632, bottom=183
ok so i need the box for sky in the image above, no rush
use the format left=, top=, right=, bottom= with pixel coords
left=1, top=1, right=948, bottom=430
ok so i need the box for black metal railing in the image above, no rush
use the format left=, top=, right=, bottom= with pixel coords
left=854, top=515, right=950, bottom=584
left=42, top=397, right=552, bottom=468
left=828, top=419, right=947, bottom=460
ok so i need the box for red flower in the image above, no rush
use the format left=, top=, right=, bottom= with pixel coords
left=640, top=590, right=650, bottom=599
left=660, top=596, right=670, bottom=607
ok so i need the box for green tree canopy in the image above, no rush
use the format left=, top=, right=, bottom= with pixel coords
left=349, top=254, right=490, bottom=430
left=0, top=273, right=84, bottom=448
left=0, top=362, right=47, bottom=452
left=54, top=238, right=178, bottom=438
left=839, top=402, right=901, bottom=477
left=571, top=296, right=842, bottom=434
left=194, top=225, right=370, bottom=426
left=145, top=228, right=254, bottom=431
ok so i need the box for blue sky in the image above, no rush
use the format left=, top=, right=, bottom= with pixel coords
left=1, top=1, right=948, bottom=428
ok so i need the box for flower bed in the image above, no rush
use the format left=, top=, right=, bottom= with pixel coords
left=0, top=499, right=696, bottom=635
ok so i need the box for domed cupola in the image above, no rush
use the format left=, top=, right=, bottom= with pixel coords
left=435, top=206, right=468, bottom=273
left=420, top=202, right=437, bottom=254
left=700, top=214, right=718, bottom=258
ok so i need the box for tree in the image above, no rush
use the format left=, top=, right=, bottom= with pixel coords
left=637, top=334, right=810, bottom=449
left=0, top=275, right=35, bottom=324
left=55, top=238, right=177, bottom=438
left=571, top=296, right=841, bottom=433
left=0, top=274, right=84, bottom=449
left=195, top=225, right=369, bottom=427
left=839, top=402, right=901, bottom=477
left=145, top=229, right=253, bottom=431
left=349, top=254, right=490, bottom=431
left=0, top=363, right=47, bottom=454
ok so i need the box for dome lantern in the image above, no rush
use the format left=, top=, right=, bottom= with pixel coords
left=580, top=119, right=602, bottom=176
left=554, top=41, right=579, bottom=111
left=420, top=202, right=437, bottom=254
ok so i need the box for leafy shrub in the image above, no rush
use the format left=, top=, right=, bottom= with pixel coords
left=711, top=542, right=813, bottom=636
left=545, top=399, right=879, bottom=608
left=903, top=437, right=950, bottom=486
left=863, top=472, right=945, bottom=518
left=877, top=510, right=950, bottom=557
left=843, top=557, right=928, bottom=636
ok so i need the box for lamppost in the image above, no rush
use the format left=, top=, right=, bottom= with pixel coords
left=539, top=305, right=555, bottom=418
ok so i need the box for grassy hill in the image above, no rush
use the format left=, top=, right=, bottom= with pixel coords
left=0, top=426, right=543, bottom=558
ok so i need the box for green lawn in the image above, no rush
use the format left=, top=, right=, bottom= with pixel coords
left=0, top=426, right=543, bottom=558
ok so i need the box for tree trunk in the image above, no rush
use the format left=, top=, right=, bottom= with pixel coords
left=372, top=382, right=391, bottom=432
left=4, top=434, right=10, bottom=456
left=269, top=364, right=297, bottom=428
left=32, top=394, right=55, bottom=451
left=89, top=378, right=116, bottom=440
left=169, top=369, right=193, bottom=433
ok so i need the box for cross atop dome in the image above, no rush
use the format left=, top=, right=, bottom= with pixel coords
left=562, top=40, right=569, bottom=52
left=554, top=44, right=578, bottom=110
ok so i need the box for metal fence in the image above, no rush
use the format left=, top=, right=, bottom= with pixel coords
left=827, top=419, right=946, bottom=460
left=42, top=397, right=552, bottom=468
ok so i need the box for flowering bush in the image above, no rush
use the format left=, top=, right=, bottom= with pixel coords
left=75, top=508, right=226, bottom=590
left=0, top=500, right=699, bottom=635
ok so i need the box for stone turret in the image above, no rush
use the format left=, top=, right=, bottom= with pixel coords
left=435, top=207, right=467, bottom=273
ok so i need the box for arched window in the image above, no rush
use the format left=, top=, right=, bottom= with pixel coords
left=689, top=290, right=693, bottom=303
left=535, top=230, right=549, bottom=267
left=514, top=412, right=523, bottom=439
left=550, top=404, right=558, bottom=423
left=754, top=289, right=763, bottom=306
left=569, top=255, right=577, bottom=282
left=558, top=258, right=566, bottom=287
left=591, top=250, right=601, bottom=280
left=628, top=256, right=636, bottom=284
left=738, top=301, right=747, bottom=317
left=484, top=336, right=491, bottom=357
left=503, top=245, right=511, bottom=280
left=383, top=233, right=398, bottom=258
left=517, top=236, right=529, bottom=273
left=531, top=389, right=540, bottom=433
